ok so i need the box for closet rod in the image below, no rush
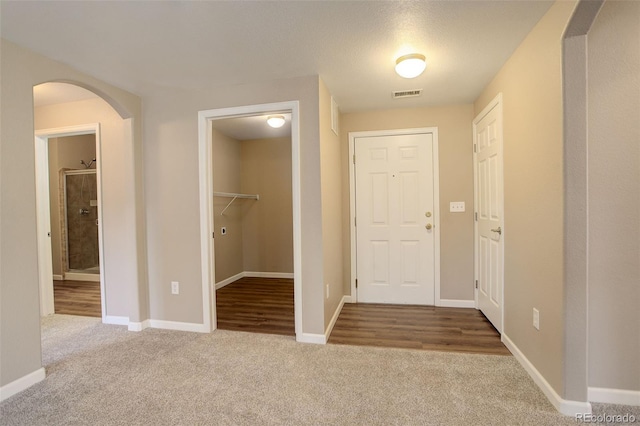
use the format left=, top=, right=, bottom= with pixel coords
left=213, top=191, right=259, bottom=216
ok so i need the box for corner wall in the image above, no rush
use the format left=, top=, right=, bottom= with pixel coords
left=0, top=38, right=143, bottom=391
left=319, top=79, right=344, bottom=329
left=586, top=0, right=640, bottom=397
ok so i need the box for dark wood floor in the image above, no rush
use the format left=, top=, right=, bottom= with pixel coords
left=216, top=277, right=295, bottom=336
left=53, top=280, right=102, bottom=317
left=329, top=303, right=510, bottom=355
left=217, top=277, right=509, bottom=355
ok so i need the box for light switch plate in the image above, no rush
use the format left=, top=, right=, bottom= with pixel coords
left=450, top=201, right=465, bottom=213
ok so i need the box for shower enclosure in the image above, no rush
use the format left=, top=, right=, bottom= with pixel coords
left=62, top=169, right=100, bottom=276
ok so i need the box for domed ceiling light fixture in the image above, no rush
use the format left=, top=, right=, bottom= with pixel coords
left=395, top=53, right=427, bottom=78
left=266, top=115, right=286, bottom=128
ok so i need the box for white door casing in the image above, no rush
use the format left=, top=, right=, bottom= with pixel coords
left=351, top=129, right=439, bottom=305
left=474, top=94, right=504, bottom=333
left=34, top=124, right=106, bottom=319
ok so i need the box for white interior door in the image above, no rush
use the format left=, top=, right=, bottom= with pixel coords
left=474, top=96, right=504, bottom=332
left=355, top=132, right=435, bottom=305
left=35, top=135, right=55, bottom=315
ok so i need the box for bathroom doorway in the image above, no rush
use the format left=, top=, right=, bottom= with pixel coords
left=35, top=125, right=105, bottom=318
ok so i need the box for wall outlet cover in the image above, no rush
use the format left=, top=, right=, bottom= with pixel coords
left=450, top=201, right=465, bottom=213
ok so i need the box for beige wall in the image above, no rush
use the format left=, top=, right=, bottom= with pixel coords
left=241, top=137, right=293, bottom=274
left=47, top=134, right=97, bottom=276
left=586, top=0, right=640, bottom=392
left=319, top=79, right=344, bottom=327
left=0, top=39, right=144, bottom=387
left=340, top=104, right=475, bottom=301
left=474, top=0, right=577, bottom=396
left=212, top=129, right=244, bottom=282
left=143, top=76, right=325, bottom=334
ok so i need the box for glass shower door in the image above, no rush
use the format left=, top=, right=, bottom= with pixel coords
left=64, top=170, right=99, bottom=274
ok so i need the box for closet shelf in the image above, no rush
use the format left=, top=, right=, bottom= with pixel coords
left=213, top=192, right=259, bottom=216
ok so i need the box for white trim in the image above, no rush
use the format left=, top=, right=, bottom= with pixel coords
left=103, top=315, right=129, bottom=326
left=64, top=272, right=100, bottom=282
left=502, top=333, right=592, bottom=416
left=297, top=333, right=327, bottom=344
left=348, top=128, right=440, bottom=305
left=437, top=299, right=475, bottom=308
left=52, top=274, right=63, bottom=281
left=215, top=272, right=245, bottom=290
left=473, top=93, right=505, bottom=332
left=343, top=295, right=354, bottom=304
left=244, top=271, right=294, bottom=279
left=588, top=387, right=640, bottom=406
left=324, top=295, right=347, bottom=342
left=198, top=101, right=302, bottom=336
left=0, top=368, right=46, bottom=402
left=128, top=320, right=150, bottom=332
left=147, top=319, right=208, bottom=333
left=34, top=124, right=107, bottom=323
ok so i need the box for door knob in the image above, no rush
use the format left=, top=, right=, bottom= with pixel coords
left=491, top=227, right=502, bottom=235
left=425, top=212, right=432, bottom=218
left=425, top=223, right=432, bottom=230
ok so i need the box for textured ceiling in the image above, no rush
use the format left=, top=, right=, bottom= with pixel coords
left=2, top=1, right=553, bottom=112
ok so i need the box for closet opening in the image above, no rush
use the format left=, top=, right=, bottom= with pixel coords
left=198, top=101, right=302, bottom=338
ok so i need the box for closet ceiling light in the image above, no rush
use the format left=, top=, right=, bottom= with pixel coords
left=267, top=115, right=286, bottom=128
left=395, top=53, right=427, bottom=79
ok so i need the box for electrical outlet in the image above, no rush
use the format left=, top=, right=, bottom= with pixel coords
left=221, top=227, right=227, bottom=236
left=171, top=281, right=179, bottom=295
left=326, top=284, right=330, bottom=299
left=449, top=201, right=465, bottom=213
left=533, top=308, right=540, bottom=330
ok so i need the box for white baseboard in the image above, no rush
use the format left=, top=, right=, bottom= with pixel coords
left=65, top=272, right=100, bottom=282
left=438, top=299, right=475, bottom=308
left=128, top=320, right=150, bottom=332
left=343, top=295, right=353, bottom=303
left=502, top=333, right=592, bottom=416
left=244, top=271, right=294, bottom=279
left=147, top=319, right=208, bottom=333
left=589, top=387, right=640, bottom=406
left=103, top=315, right=129, bottom=326
left=324, top=295, right=346, bottom=341
left=215, top=272, right=245, bottom=290
left=52, top=274, right=63, bottom=281
left=0, top=367, right=46, bottom=402
left=297, top=333, right=326, bottom=344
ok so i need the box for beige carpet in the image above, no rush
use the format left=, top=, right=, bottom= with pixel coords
left=0, top=315, right=633, bottom=425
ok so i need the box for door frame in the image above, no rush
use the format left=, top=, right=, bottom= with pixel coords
left=473, top=93, right=505, bottom=332
left=34, top=123, right=106, bottom=319
left=197, top=101, right=302, bottom=336
left=348, top=128, right=441, bottom=304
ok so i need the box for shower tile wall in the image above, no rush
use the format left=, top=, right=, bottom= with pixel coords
left=65, top=173, right=99, bottom=271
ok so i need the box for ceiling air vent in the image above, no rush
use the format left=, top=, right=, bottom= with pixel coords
left=393, top=89, right=422, bottom=99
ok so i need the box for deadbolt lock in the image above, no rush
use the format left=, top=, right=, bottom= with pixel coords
left=425, top=223, right=433, bottom=230
left=425, top=212, right=432, bottom=218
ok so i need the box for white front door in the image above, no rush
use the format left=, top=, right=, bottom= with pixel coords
left=474, top=96, right=504, bottom=332
left=354, top=132, right=436, bottom=305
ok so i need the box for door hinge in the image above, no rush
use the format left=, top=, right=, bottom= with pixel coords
left=212, top=232, right=215, bottom=238
left=353, top=154, right=356, bottom=164
left=474, top=144, right=477, bottom=153
left=355, top=279, right=358, bottom=288
left=475, top=279, right=478, bottom=289
left=475, top=212, right=478, bottom=221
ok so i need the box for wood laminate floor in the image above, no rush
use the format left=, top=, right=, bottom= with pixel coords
left=329, top=303, right=510, bottom=355
left=53, top=280, right=101, bottom=317
left=215, top=277, right=295, bottom=336
left=217, top=278, right=509, bottom=355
